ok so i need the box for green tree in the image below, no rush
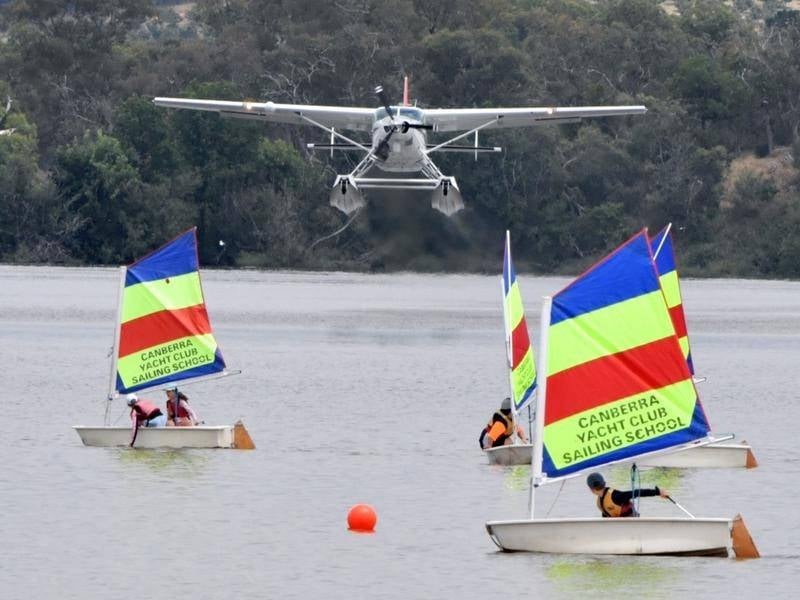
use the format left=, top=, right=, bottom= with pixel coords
left=54, top=129, right=188, bottom=263
left=0, top=96, right=67, bottom=261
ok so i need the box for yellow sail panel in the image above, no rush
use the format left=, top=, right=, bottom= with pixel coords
left=547, top=290, right=675, bottom=376
left=121, top=272, right=204, bottom=323
left=543, top=379, right=697, bottom=471
left=117, top=334, right=218, bottom=390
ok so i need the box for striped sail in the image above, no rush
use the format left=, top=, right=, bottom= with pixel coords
left=502, top=231, right=537, bottom=412
left=540, top=230, right=710, bottom=480
left=650, top=226, right=694, bottom=374
left=113, top=228, right=227, bottom=394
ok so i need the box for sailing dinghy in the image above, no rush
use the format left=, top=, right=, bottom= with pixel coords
left=74, top=228, right=254, bottom=449
left=485, top=228, right=756, bottom=469
left=485, top=231, right=537, bottom=466
left=635, top=225, right=756, bottom=469
left=485, top=230, right=757, bottom=556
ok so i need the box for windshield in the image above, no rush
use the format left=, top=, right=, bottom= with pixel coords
left=374, top=106, right=423, bottom=121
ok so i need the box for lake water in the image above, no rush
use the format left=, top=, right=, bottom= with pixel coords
left=1, top=266, right=798, bottom=599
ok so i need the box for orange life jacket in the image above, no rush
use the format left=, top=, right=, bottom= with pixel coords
left=598, top=487, right=634, bottom=518
left=132, top=400, right=162, bottom=421
left=485, top=411, right=514, bottom=445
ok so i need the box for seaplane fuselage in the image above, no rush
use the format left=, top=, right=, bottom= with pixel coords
left=371, top=106, right=427, bottom=172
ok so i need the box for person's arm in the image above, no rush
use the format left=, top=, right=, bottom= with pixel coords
left=612, top=487, right=664, bottom=504
left=181, top=400, right=199, bottom=425
left=130, top=410, right=139, bottom=447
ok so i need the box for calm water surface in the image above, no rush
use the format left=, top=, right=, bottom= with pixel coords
left=1, top=266, right=798, bottom=599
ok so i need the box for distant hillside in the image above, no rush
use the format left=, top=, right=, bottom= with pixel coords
left=723, top=146, right=798, bottom=209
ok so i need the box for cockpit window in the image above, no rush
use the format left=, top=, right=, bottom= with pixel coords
left=374, top=106, right=424, bottom=121
left=398, top=107, right=423, bottom=120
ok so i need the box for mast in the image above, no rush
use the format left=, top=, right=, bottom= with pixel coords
left=529, top=296, right=551, bottom=519
left=104, top=265, right=126, bottom=425
left=501, top=230, right=517, bottom=433
left=652, top=222, right=673, bottom=261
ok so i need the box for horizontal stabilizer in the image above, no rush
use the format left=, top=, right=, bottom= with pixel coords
left=307, top=143, right=363, bottom=151
left=426, top=144, right=501, bottom=153
left=533, top=117, right=582, bottom=125
left=219, top=110, right=270, bottom=121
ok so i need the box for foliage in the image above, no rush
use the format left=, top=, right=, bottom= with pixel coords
left=0, top=0, right=798, bottom=278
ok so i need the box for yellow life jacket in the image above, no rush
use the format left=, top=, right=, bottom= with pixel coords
left=598, top=488, right=634, bottom=518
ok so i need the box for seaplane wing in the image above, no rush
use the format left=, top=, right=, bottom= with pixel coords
left=153, top=97, right=375, bottom=131
left=154, top=79, right=647, bottom=217
left=422, top=105, right=647, bottom=132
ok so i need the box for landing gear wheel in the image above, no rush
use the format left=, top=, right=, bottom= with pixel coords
left=442, top=180, right=450, bottom=196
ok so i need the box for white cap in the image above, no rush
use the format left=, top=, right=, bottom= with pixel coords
left=126, top=393, right=139, bottom=406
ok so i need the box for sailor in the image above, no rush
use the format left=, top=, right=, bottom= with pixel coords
left=165, top=388, right=201, bottom=426
left=479, top=397, right=528, bottom=449
left=586, top=472, right=669, bottom=517
left=127, top=393, right=166, bottom=447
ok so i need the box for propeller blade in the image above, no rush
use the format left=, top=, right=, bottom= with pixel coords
left=375, top=84, right=395, bottom=121
left=375, top=132, right=393, bottom=161
left=374, top=84, right=398, bottom=161
left=400, top=122, right=433, bottom=133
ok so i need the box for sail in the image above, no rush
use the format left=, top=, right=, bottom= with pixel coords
left=113, top=228, right=227, bottom=394
left=502, top=231, right=537, bottom=413
left=539, top=230, right=711, bottom=480
left=650, top=226, right=694, bottom=374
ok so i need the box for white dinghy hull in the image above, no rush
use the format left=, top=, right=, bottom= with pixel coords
left=485, top=517, right=732, bottom=556
left=485, top=444, right=534, bottom=466
left=74, top=425, right=236, bottom=449
left=485, top=442, right=756, bottom=468
left=637, top=443, right=757, bottom=469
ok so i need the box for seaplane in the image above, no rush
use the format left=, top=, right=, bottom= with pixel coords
left=154, top=78, right=645, bottom=216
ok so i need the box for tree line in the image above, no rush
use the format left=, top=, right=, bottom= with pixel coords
left=1, top=0, right=799, bottom=277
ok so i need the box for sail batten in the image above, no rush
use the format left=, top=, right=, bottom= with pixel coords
left=113, top=228, right=228, bottom=394
left=538, top=230, right=710, bottom=480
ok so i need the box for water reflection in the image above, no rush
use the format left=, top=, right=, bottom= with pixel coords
left=499, top=463, right=688, bottom=494
left=116, top=448, right=209, bottom=476
left=546, top=557, right=678, bottom=596
left=606, top=464, right=688, bottom=492
left=503, top=465, right=530, bottom=490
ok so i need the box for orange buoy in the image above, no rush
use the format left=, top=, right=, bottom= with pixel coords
left=347, top=504, right=377, bottom=532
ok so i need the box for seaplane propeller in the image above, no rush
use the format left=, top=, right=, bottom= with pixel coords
left=373, top=84, right=431, bottom=161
